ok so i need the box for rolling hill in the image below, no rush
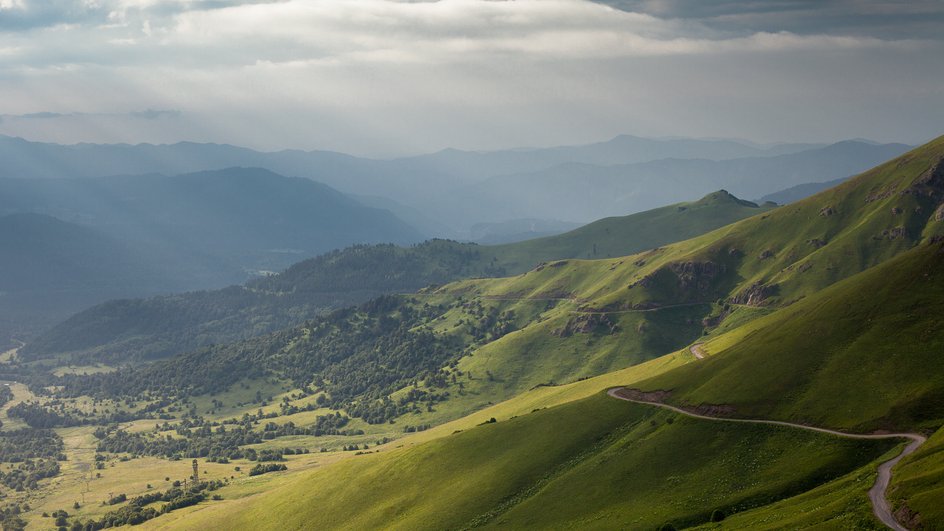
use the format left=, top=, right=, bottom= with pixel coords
left=41, top=136, right=944, bottom=419
left=148, top=135, right=944, bottom=530
left=182, top=393, right=894, bottom=530
left=22, top=191, right=773, bottom=363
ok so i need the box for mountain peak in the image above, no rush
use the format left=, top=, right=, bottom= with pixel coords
left=692, top=189, right=758, bottom=208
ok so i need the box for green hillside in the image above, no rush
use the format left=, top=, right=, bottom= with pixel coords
left=168, top=394, right=895, bottom=531
left=181, top=194, right=944, bottom=530
left=633, top=241, right=944, bottom=433
left=447, top=134, right=944, bottom=314
left=25, top=190, right=771, bottom=363
left=142, top=134, right=944, bottom=529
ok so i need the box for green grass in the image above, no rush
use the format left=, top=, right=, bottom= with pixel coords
left=890, top=424, right=944, bottom=526
left=483, top=190, right=774, bottom=270
left=691, top=455, right=893, bottom=530
left=636, top=241, right=944, bottom=433
left=171, top=394, right=894, bottom=531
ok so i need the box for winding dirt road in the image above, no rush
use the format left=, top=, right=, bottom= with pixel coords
left=607, top=387, right=926, bottom=530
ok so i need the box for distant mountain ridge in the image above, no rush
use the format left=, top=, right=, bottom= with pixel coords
left=0, top=167, right=422, bottom=346
left=0, top=134, right=905, bottom=232
left=459, top=140, right=913, bottom=222
left=0, top=213, right=177, bottom=345
left=0, top=167, right=421, bottom=280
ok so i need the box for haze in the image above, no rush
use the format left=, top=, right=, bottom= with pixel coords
left=1, top=0, right=943, bottom=156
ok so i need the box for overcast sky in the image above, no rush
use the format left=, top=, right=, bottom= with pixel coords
left=0, top=0, right=942, bottom=156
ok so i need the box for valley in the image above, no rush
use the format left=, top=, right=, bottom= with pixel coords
left=2, top=1, right=942, bottom=528
left=0, top=136, right=941, bottom=529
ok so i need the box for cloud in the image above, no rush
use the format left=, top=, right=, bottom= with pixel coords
left=593, top=0, right=944, bottom=39
left=0, top=0, right=940, bottom=154
left=0, top=0, right=928, bottom=73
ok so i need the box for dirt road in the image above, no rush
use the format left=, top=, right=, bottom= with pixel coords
left=689, top=343, right=706, bottom=359
left=607, top=387, right=926, bottom=531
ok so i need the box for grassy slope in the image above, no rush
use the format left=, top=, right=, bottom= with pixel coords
left=165, top=394, right=893, bottom=531
left=691, top=459, right=891, bottom=529
left=448, top=135, right=944, bottom=314
left=635, top=241, right=944, bottom=433
left=892, top=424, right=944, bottom=525
left=394, top=295, right=709, bottom=426
left=393, top=136, right=944, bottom=427
left=484, top=190, right=772, bottom=269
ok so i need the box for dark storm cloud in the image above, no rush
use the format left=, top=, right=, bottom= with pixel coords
left=594, top=0, right=944, bottom=39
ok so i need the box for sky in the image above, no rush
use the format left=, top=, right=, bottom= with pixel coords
left=0, top=0, right=942, bottom=156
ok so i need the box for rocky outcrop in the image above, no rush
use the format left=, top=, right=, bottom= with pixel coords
left=935, top=203, right=944, bottom=221
left=758, top=249, right=775, bottom=260
left=669, top=261, right=726, bottom=293
left=866, top=187, right=896, bottom=203
left=893, top=503, right=923, bottom=531
left=629, top=260, right=725, bottom=295
left=730, top=281, right=779, bottom=306
left=903, top=157, right=944, bottom=199
left=819, top=206, right=837, bottom=216
left=874, top=227, right=908, bottom=240
left=891, top=206, right=903, bottom=215
left=702, top=307, right=731, bottom=328
left=552, top=313, right=619, bottom=337
left=613, top=388, right=671, bottom=403
left=806, top=238, right=827, bottom=248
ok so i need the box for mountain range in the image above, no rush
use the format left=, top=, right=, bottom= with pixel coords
left=1, top=133, right=942, bottom=530
left=0, top=134, right=912, bottom=233
left=0, top=167, right=420, bottom=345
left=22, top=190, right=772, bottom=364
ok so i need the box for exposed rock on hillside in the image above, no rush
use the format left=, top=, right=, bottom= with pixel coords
left=875, top=227, right=908, bottom=240
left=905, top=158, right=944, bottom=198
left=553, top=313, right=619, bottom=337
left=731, top=282, right=778, bottom=306
left=669, top=261, right=726, bottom=293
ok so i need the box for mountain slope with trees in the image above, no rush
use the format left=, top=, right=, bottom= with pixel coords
left=23, top=191, right=772, bottom=363
left=156, top=136, right=944, bottom=530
